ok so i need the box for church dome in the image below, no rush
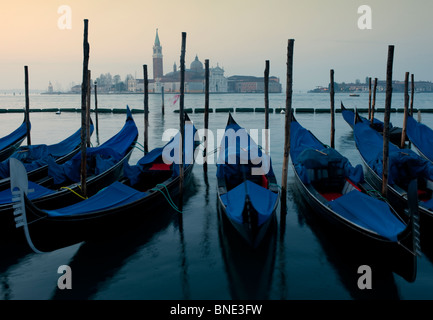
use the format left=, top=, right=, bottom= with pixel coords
left=190, top=55, right=203, bottom=72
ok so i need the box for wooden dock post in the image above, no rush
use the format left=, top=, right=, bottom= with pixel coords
left=179, top=32, right=187, bottom=202
left=382, top=45, right=394, bottom=198
left=161, top=85, right=165, bottom=115
left=281, top=39, right=294, bottom=211
left=94, top=80, right=100, bottom=145
left=330, top=69, right=335, bottom=149
left=410, top=73, right=415, bottom=116
left=86, top=69, right=91, bottom=147
left=264, top=60, right=270, bottom=154
left=143, top=64, right=149, bottom=154
left=24, top=66, right=31, bottom=145
left=80, top=19, right=90, bottom=198
left=370, top=78, right=378, bottom=125
left=203, top=59, right=210, bottom=172
left=401, top=72, right=409, bottom=148
left=368, top=77, right=372, bottom=120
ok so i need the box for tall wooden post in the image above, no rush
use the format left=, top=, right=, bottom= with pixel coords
left=401, top=72, right=409, bottom=148
left=143, top=65, right=149, bottom=154
left=410, top=73, right=415, bottom=116
left=281, top=39, right=294, bottom=211
left=264, top=60, right=270, bottom=154
left=203, top=59, right=210, bottom=172
left=330, top=69, right=335, bottom=149
left=179, top=32, right=186, bottom=201
left=80, top=19, right=90, bottom=198
left=94, top=81, right=100, bottom=145
left=24, top=66, right=31, bottom=145
left=161, top=85, right=165, bottom=115
left=382, top=45, right=394, bottom=198
left=86, top=70, right=91, bottom=147
left=368, top=77, right=372, bottom=120
left=370, top=78, right=378, bottom=125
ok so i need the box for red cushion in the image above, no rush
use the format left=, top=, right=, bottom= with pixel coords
left=261, top=175, right=268, bottom=188
left=418, top=189, right=430, bottom=201
left=149, top=163, right=171, bottom=171
left=321, top=192, right=342, bottom=201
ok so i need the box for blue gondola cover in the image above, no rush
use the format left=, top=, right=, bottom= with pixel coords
left=0, top=121, right=28, bottom=152
left=406, top=115, right=433, bottom=163
left=47, top=107, right=138, bottom=185
left=45, top=181, right=146, bottom=217
left=354, top=121, right=433, bottom=187
left=290, top=120, right=364, bottom=185
left=220, top=180, right=278, bottom=226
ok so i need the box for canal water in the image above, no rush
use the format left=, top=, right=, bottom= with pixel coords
left=1, top=92, right=433, bottom=300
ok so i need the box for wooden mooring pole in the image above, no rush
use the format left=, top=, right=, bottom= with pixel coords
left=410, top=73, right=415, bottom=116
left=281, top=39, right=294, bottom=211
left=264, top=60, right=270, bottom=154
left=94, top=81, right=100, bottom=145
left=368, top=77, right=372, bottom=120
left=203, top=59, right=210, bottom=173
left=382, top=45, right=394, bottom=198
left=80, top=19, right=90, bottom=198
left=24, top=66, right=31, bottom=145
left=161, top=85, right=165, bottom=115
left=179, top=32, right=187, bottom=202
left=143, top=64, right=149, bottom=154
left=401, top=72, right=409, bottom=148
left=370, top=78, right=378, bottom=125
left=86, top=69, right=91, bottom=147
left=330, top=69, right=335, bottom=149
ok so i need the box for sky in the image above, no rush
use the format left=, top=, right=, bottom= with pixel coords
left=1, top=0, right=432, bottom=92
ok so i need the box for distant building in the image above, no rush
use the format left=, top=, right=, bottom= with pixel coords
left=128, top=29, right=281, bottom=94
left=309, top=78, right=433, bottom=93
left=48, top=81, right=53, bottom=93
left=228, top=75, right=282, bottom=93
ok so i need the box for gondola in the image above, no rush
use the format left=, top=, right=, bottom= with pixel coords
left=0, top=106, right=138, bottom=237
left=216, top=113, right=279, bottom=248
left=290, top=115, right=419, bottom=259
left=352, top=114, right=433, bottom=226
left=0, top=119, right=28, bottom=162
left=406, top=114, right=433, bottom=163
left=340, top=102, right=406, bottom=146
left=0, top=121, right=93, bottom=190
left=9, top=113, right=197, bottom=252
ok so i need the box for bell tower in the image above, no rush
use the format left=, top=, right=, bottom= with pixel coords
left=152, top=28, right=163, bottom=80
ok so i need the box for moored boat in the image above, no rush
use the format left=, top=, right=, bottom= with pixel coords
left=290, top=115, right=419, bottom=269
left=9, top=113, right=197, bottom=252
left=0, top=106, right=138, bottom=239
left=216, top=113, right=279, bottom=248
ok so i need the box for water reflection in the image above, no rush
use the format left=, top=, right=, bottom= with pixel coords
left=50, top=173, right=198, bottom=300
left=217, top=198, right=277, bottom=300
left=291, top=183, right=416, bottom=300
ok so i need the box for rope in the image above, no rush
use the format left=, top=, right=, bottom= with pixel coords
left=366, top=188, right=389, bottom=204
left=60, top=186, right=88, bottom=200
left=151, top=183, right=183, bottom=214
left=269, top=182, right=282, bottom=190
left=133, top=141, right=145, bottom=153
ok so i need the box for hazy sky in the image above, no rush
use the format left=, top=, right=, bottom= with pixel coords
left=1, top=0, right=432, bottom=92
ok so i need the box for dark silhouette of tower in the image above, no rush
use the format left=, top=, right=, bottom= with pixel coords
left=153, top=28, right=163, bottom=80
